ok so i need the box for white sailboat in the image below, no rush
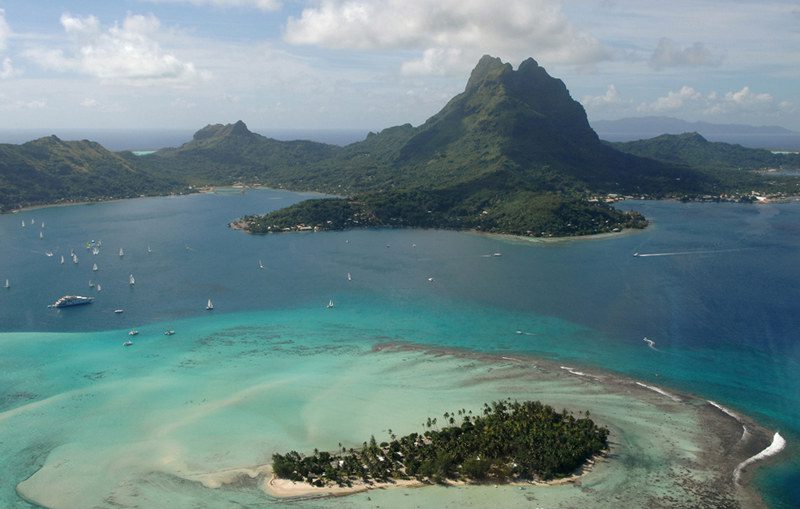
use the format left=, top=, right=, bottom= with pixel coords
left=4, top=279, right=9, bottom=289
left=119, top=248, right=124, bottom=257
left=45, top=251, right=53, bottom=257
left=92, top=263, right=98, bottom=272
left=96, top=284, right=102, bottom=292
left=129, top=274, right=135, bottom=285
left=41, top=222, right=45, bottom=228
left=206, top=298, right=214, bottom=310
left=327, top=299, right=334, bottom=308
left=39, top=231, right=44, bottom=239
left=21, top=220, right=25, bottom=228
left=60, top=255, right=65, bottom=264
left=89, top=280, right=94, bottom=288
left=147, top=245, right=152, bottom=253
left=258, top=259, right=264, bottom=269
left=347, top=272, right=352, bottom=281
left=72, top=253, right=78, bottom=264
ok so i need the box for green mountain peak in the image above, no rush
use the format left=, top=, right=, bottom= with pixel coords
left=192, top=120, right=253, bottom=142
left=465, top=55, right=512, bottom=90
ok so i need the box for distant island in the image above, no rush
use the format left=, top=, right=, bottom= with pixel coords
left=593, top=116, right=800, bottom=150
left=270, top=400, right=608, bottom=495
left=592, top=116, right=798, bottom=137
left=2, top=55, right=800, bottom=238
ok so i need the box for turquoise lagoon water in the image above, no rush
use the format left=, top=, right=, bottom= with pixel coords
left=1, top=190, right=799, bottom=507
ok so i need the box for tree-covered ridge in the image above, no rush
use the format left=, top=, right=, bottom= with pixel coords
left=0, top=136, right=187, bottom=212
left=272, top=400, right=609, bottom=488
left=136, top=120, right=341, bottom=187
left=610, top=132, right=800, bottom=172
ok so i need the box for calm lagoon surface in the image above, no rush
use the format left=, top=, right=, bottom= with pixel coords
left=1, top=189, right=798, bottom=508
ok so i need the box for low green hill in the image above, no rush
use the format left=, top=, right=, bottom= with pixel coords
left=0, top=136, right=185, bottom=212
left=610, top=132, right=800, bottom=171
left=136, top=120, right=340, bottom=186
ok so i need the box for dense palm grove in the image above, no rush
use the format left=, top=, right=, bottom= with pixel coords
left=271, top=400, right=609, bottom=488
left=241, top=193, right=648, bottom=237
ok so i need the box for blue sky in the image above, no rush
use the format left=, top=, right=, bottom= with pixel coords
left=0, top=0, right=798, bottom=131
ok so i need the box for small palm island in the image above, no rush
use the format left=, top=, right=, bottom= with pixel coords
left=271, top=400, right=608, bottom=492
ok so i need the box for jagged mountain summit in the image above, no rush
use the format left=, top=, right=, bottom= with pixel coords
left=141, top=55, right=708, bottom=198
left=1, top=55, right=795, bottom=232
left=239, top=55, right=734, bottom=236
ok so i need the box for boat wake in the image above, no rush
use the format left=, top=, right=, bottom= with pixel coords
left=635, top=381, right=681, bottom=402
left=733, top=432, right=786, bottom=484
left=642, top=337, right=658, bottom=351
left=515, top=330, right=537, bottom=336
left=634, top=248, right=743, bottom=258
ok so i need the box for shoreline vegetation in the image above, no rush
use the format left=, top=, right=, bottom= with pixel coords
left=233, top=194, right=649, bottom=238
left=270, top=400, right=609, bottom=490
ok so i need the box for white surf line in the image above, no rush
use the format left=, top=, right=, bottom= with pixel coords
left=708, top=400, right=751, bottom=444
left=635, top=381, right=681, bottom=402
left=560, top=366, right=601, bottom=379
left=733, top=432, right=786, bottom=484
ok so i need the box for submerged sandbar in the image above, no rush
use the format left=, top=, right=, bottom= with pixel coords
left=11, top=332, right=780, bottom=509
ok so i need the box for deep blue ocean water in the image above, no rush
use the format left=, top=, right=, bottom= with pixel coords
left=1, top=190, right=799, bottom=507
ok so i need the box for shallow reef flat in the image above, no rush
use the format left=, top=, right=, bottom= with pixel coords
left=2, top=316, right=775, bottom=509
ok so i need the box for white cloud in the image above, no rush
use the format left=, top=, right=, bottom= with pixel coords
left=0, top=9, right=10, bottom=52
left=0, top=98, right=47, bottom=111
left=649, top=38, right=722, bottom=69
left=401, top=48, right=464, bottom=76
left=25, top=13, right=206, bottom=86
left=170, top=97, right=197, bottom=109
left=725, top=86, right=771, bottom=106
left=0, top=57, right=18, bottom=79
left=143, top=0, right=281, bottom=10
left=637, top=84, right=786, bottom=118
left=285, top=0, right=611, bottom=75
left=582, top=84, right=624, bottom=109
left=639, top=85, right=701, bottom=112
left=80, top=97, right=98, bottom=108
